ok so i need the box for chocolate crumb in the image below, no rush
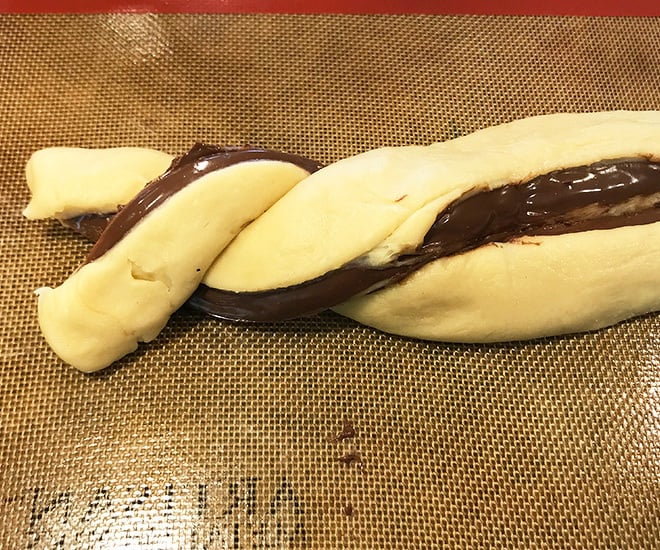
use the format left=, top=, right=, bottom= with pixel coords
left=514, top=239, right=542, bottom=246
left=338, top=451, right=362, bottom=467
left=330, top=422, right=356, bottom=443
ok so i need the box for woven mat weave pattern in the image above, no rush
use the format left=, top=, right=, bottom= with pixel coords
left=1, top=14, right=660, bottom=548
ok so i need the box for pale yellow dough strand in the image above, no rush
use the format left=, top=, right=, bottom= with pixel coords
left=23, top=147, right=174, bottom=219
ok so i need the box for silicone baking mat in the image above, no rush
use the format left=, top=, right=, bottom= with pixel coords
left=2, top=13, right=660, bottom=548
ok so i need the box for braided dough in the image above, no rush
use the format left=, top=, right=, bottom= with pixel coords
left=24, top=111, right=660, bottom=371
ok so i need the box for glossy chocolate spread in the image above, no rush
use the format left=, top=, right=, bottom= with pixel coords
left=61, top=212, right=114, bottom=242
left=66, top=152, right=660, bottom=323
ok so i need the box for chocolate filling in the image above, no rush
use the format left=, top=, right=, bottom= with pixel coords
left=61, top=213, right=115, bottom=242
left=66, top=154, right=660, bottom=323
left=189, top=158, right=660, bottom=322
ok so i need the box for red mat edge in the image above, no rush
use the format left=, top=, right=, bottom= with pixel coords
left=2, top=0, right=659, bottom=16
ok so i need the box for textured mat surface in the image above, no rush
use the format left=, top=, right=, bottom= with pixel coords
left=1, top=14, right=660, bottom=548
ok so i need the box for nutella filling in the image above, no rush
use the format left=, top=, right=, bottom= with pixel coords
left=66, top=155, right=660, bottom=323
left=61, top=213, right=114, bottom=242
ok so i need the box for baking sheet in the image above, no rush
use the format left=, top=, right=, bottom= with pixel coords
left=1, top=14, right=659, bottom=548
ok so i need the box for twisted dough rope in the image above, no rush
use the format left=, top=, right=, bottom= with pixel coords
left=24, top=111, right=660, bottom=371
left=26, top=146, right=318, bottom=371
